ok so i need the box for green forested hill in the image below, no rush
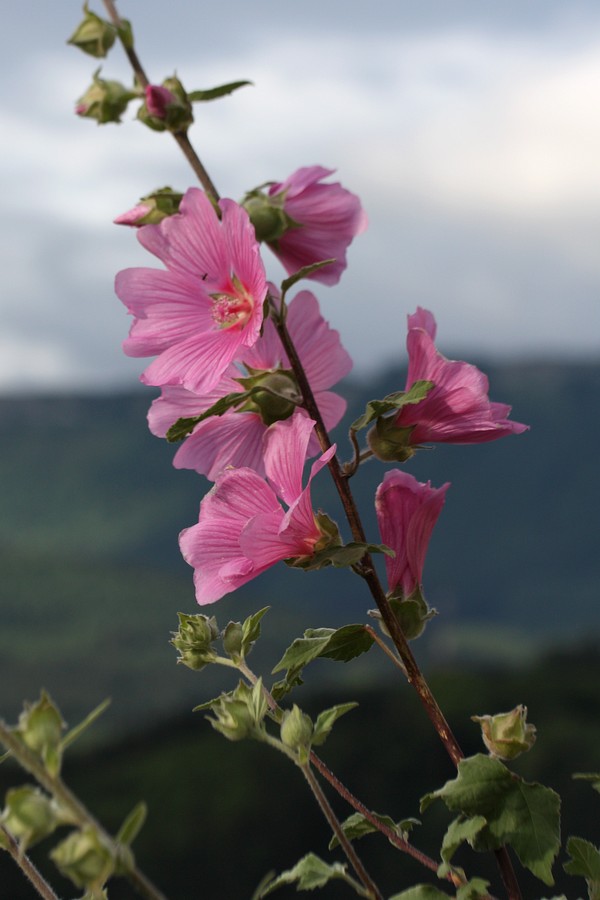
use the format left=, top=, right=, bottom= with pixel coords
left=0, top=361, right=599, bottom=731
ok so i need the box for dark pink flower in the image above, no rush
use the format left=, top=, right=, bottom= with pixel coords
left=376, top=469, right=449, bottom=597
left=115, top=187, right=267, bottom=394
left=396, top=307, right=529, bottom=446
left=179, top=414, right=335, bottom=605
left=148, top=290, right=352, bottom=480
left=145, top=84, right=176, bottom=119
left=245, top=166, right=366, bottom=286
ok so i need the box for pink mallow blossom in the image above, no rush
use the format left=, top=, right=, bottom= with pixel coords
left=148, top=290, right=352, bottom=480
left=115, top=187, right=267, bottom=394
left=376, top=469, right=449, bottom=597
left=395, top=308, right=529, bottom=446
left=179, top=414, right=336, bottom=605
left=266, top=166, right=367, bottom=286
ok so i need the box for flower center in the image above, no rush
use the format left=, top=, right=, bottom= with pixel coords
left=210, top=291, right=253, bottom=330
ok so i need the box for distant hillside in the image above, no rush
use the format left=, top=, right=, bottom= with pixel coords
left=1, top=360, right=599, bottom=731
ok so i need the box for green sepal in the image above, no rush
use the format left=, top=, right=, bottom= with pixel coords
left=280, top=705, right=313, bottom=763
left=188, top=80, right=252, bottom=101
left=563, top=836, right=600, bottom=900
left=50, top=825, right=115, bottom=891
left=421, top=754, right=560, bottom=886
left=15, top=691, right=65, bottom=777
left=351, top=381, right=434, bottom=432
left=287, top=541, right=393, bottom=572
left=241, top=607, right=270, bottom=659
left=166, top=391, right=251, bottom=441
left=388, top=589, right=437, bottom=641
left=256, top=853, right=355, bottom=896
left=115, top=18, right=133, bottom=50
left=66, top=3, right=116, bottom=58
left=280, top=260, right=336, bottom=300
left=312, top=702, right=358, bottom=747
left=61, top=698, right=111, bottom=753
left=573, top=773, right=600, bottom=795
left=171, top=612, right=219, bottom=671
left=115, top=801, right=147, bottom=848
left=1, top=786, right=63, bottom=851
left=328, top=811, right=419, bottom=850
left=222, top=621, right=244, bottom=660
left=204, top=679, right=268, bottom=742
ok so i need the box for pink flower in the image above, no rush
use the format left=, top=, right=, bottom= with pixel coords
left=179, top=414, right=336, bottom=604
left=376, top=469, right=449, bottom=597
left=115, top=188, right=267, bottom=394
left=396, top=308, right=529, bottom=446
left=145, top=84, right=176, bottom=119
left=245, top=166, right=367, bottom=286
left=148, top=290, right=352, bottom=480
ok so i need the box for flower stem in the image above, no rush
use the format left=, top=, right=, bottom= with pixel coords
left=0, top=722, right=169, bottom=900
left=0, top=825, right=60, bottom=900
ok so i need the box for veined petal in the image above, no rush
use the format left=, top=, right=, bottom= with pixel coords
left=173, top=413, right=266, bottom=480
left=286, top=292, right=353, bottom=389
left=263, top=413, right=316, bottom=506
left=147, top=374, right=241, bottom=437
left=141, top=327, right=245, bottom=393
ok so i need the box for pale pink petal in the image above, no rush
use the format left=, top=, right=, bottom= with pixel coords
left=173, top=413, right=266, bottom=479
left=140, top=328, right=245, bottom=393
left=407, top=307, right=437, bottom=340
left=263, top=413, right=316, bottom=506
left=239, top=508, right=291, bottom=566
left=306, top=391, right=347, bottom=455
left=286, top=292, right=353, bottom=389
left=147, top=376, right=241, bottom=437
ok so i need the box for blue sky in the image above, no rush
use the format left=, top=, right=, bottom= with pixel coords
left=2, top=1, right=600, bottom=391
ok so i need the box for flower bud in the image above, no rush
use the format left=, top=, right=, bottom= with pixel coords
left=243, top=192, right=291, bottom=243
left=15, top=692, right=64, bottom=776
left=171, top=612, right=219, bottom=670
left=75, top=69, right=136, bottom=124
left=50, top=826, right=114, bottom=891
left=114, top=187, right=183, bottom=227
left=207, top=680, right=267, bottom=742
left=222, top=621, right=244, bottom=659
left=67, top=3, right=116, bottom=58
left=472, top=705, right=537, bottom=760
left=239, top=369, right=300, bottom=426
left=280, top=705, right=314, bottom=762
left=367, top=416, right=416, bottom=463
left=137, top=77, right=193, bottom=132
left=2, top=786, right=60, bottom=849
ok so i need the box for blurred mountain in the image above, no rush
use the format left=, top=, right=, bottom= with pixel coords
left=0, top=359, right=598, bottom=731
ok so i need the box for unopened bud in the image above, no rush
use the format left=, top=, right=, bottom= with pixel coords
left=171, top=612, right=219, bottom=671
left=367, top=416, right=415, bottom=463
left=472, top=705, right=537, bottom=760
left=280, top=705, right=313, bottom=761
left=16, top=692, right=64, bottom=776
left=114, top=187, right=183, bottom=226
left=75, top=69, right=136, bottom=124
left=137, top=77, right=193, bottom=132
left=222, top=621, right=244, bottom=659
left=2, top=786, right=60, bottom=849
left=243, top=192, right=291, bottom=243
left=67, top=3, right=116, bottom=58
left=50, top=826, right=114, bottom=890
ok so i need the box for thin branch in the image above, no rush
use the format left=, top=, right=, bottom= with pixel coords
left=1, top=825, right=60, bottom=900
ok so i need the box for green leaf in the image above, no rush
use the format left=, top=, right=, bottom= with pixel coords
left=166, top=391, right=250, bottom=441
left=422, top=754, right=560, bottom=886
left=61, top=698, right=111, bottom=752
left=317, top=625, right=374, bottom=663
left=257, top=853, right=352, bottom=896
left=188, top=80, right=252, bottom=101
left=388, top=886, right=450, bottom=899
left=312, top=702, right=358, bottom=747
left=455, top=877, right=491, bottom=899
left=280, top=260, right=336, bottom=297
left=288, top=541, right=393, bottom=572
left=328, top=811, right=420, bottom=850
left=573, top=773, right=600, bottom=795
left=351, top=381, right=434, bottom=431
left=116, top=802, right=147, bottom=847
left=272, top=629, right=333, bottom=677
left=241, top=607, right=270, bottom=658
left=564, top=836, right=600, bottom=900
left=440, top=815, right=487, bottom=865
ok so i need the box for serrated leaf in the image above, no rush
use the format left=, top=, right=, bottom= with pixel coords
left=564, top=836, right=600, bottom=898
left=312, top=702, right=358, bottom=747
left=289, top=542, right=392, bottom=572
left=166, top=391, right=250, bottom=441
left=388, top=886, right=450, bottom=899
left=317, top=625, right=374, bottom=663
left=422, top=754, right=560, bottom=886
left=328, top=811, right=419, bottom=850
left=440, top=815, right=487, bottom=865
left=116, top=802, right=147, bottom=847
left=257, top=853, right=351, bottom=896
left=61, top=698, right=111, bottom=752
left=280, top=260, right=336, bottom=297
left=351, top=381, right=434, bottom=431
left=241, top=607, right=270, bottom=658
left=455, top=877, right=490, bottom=899
left=272, top=630, right=334, bottom=677
left=188, top=80, right=252, bottom=101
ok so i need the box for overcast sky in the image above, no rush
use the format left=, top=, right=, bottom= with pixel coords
left=2, top=1, right=600, bottom=392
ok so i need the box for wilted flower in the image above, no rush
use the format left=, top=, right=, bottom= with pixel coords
left=243, top=166, right=366, bottom=285
left=148, top=290, right=352, bottom=480
left=115, top=187, right=267, bottom=394
left=179, top=414, right=336, bottom=604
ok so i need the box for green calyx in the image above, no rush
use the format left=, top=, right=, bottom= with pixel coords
left=472, top=705, right=537, bottom=760
left=366, top=416, right=416, bottom=463
left=242, top=191, right=298, bottom=243
left=67, top=3, right=117, bottom=59
left=238, top=368, right=301, bottom=426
